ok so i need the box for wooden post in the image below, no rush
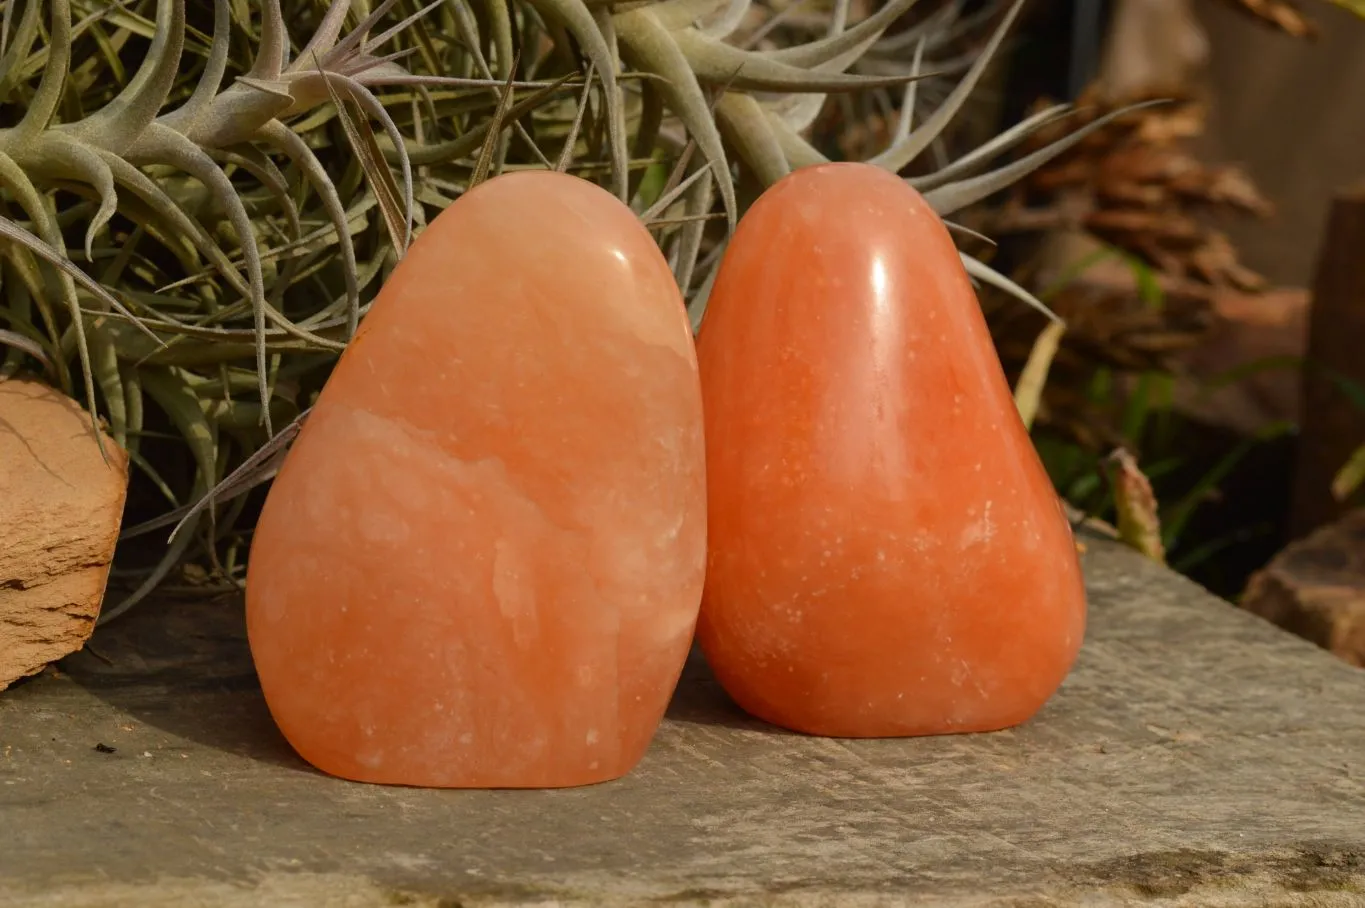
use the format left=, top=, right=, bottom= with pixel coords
left=1290, top=183, right=1365, bottom=539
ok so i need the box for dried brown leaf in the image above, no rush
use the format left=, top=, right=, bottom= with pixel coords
left=1107, top=448, right=1166, bottom=563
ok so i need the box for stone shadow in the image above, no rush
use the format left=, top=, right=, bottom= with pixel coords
left=61, top=594, right=780, bottom=770
left=664, top=645, right=800, bottom=735
left=60, top=593, right=316, bottom=774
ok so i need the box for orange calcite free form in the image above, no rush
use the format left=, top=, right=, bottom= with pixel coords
left=246, top=171, right=707, bottom=788
left=695, top=163, right=1086, bottom=738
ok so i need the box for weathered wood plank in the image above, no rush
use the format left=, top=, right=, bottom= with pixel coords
left=0, top=531, right=1363, bottom=906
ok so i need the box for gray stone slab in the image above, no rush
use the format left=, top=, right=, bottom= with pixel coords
left=2, top=530, right=1364, bottom=907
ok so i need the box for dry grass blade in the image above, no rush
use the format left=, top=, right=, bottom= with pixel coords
left=643, top=211, right=723, bottom=228
left=960, top=252, right=1060, bottom=323
left=367, top=0, right=445, bottom=52
left=399, top=70, right=579, bottom=166
left=313, top=52, right=408, bottom=260
left=1332, top=443, right=1365, bottom=502
left=924, top=101, right=1170, bottom=215
left=893, top=36, right=927, bottom=140
left=943, top=219, right=996, bottom=246
left=555, top=62, right=596, bottom=172
left=686, top=245, right=723, bottom=332
left=471, top=48, right=523, bottom=189
left=1107, top=448, right=1166, bottom=563
left=156, top=407, right=313, bottom=543
left=872, top=0, right=1025, bottom=173
left=1013, top=319, right=1065, bottom=429
left=614, top=6, right=738, bottom=226
left=640, top=163, right=711, bottom=222
left=100, top=366, right=220, bottom=624
left=909, top=103, right=1074, bottom=193
left=0, top=326, right=54, bottom=374
left=672, top=157, right=714, bottom=293
left=519, top=0, right=628, bottom=196
left=655, top=139, right=699, bottom=206
left=0, top=215, right=161, bottom=332
left=677, top=28, right=939, bottom=93
left=592, top=7, right=630, bottom=201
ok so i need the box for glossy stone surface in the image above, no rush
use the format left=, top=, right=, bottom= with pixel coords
left=245, top=171, right=707, bottom=788
left=694, top=163, right=1087, bottom=738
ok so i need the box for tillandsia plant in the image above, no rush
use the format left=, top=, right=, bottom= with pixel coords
left=0, top=0, right=1140, bottom=621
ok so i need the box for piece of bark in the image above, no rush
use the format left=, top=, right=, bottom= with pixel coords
left=1291, top=184, right=1365, bottom=538
left=1240, top=507, right=1365, bottom=668
left=0, top=379, right=129, bottom=691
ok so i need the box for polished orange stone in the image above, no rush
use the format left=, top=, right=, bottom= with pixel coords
left=245, top=171, right=707, bottom=788
left=694, top=163, right=1087, bottom=738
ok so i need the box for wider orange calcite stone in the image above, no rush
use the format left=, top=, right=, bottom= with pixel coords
left=695, top=163, right=1086, bottom=738
left=246, top=171, right=706, bottom=788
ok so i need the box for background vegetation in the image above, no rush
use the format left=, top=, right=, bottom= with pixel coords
left=1, top=0, right=1361, bottom=620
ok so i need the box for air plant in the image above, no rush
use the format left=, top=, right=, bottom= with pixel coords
left=0, top=0, right=1142, bottom=621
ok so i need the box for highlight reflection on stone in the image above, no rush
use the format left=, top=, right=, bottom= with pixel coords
left=695, top=163, right=1087, bottom=738
left=246, top=171, right=707, bottom=788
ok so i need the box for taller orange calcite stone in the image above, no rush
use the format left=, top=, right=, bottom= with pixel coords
left=695, top=163, right=1087, bottom=738
left=245, top=171, right=707, bottom=788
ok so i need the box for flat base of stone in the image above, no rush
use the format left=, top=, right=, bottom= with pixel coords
left=2, top=531, right=1364, bottom=906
